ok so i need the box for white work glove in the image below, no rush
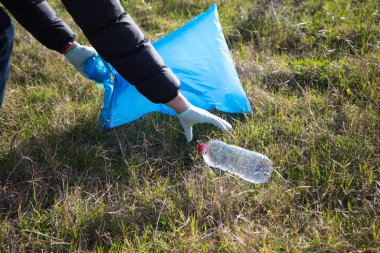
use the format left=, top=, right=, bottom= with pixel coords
left=65, top=44, right=97, bottom=78
left=177, top=104, right=232, bottom=142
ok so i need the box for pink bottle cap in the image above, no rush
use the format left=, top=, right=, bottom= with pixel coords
left=197, top=144, right=209, bottom=154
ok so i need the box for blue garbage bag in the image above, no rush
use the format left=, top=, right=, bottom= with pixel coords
left=86, top=4, right=252, bottom=129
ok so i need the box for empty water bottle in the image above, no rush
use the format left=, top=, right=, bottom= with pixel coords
left=198, top=140, right=273, bottom=184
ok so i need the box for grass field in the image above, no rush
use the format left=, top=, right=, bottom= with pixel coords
left=0, top=0, right=379, bottom=252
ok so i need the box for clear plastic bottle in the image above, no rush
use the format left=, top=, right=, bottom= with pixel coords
left=198, top=140, right=273, bottom=184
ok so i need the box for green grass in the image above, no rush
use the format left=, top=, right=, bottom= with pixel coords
left=0, top=0, right=379, bottom=252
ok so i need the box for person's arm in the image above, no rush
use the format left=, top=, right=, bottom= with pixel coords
left=61, top=0, right=231, bottom=141
left=61, top=0, right=179, bottom=104
left=1, top=0, right=75, bottom=52
left=0, top=0, right=98, bottom=78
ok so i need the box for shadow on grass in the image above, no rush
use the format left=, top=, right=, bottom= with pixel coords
left=0, top=114, right=196, bottom=218
left=0, top=110, right=240, bottom=251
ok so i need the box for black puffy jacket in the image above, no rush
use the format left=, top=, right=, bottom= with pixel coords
left=0, top=0, right=180, bottom=103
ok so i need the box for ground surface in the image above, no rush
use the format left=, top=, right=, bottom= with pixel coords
left=0, top=0, right=379, bottom=252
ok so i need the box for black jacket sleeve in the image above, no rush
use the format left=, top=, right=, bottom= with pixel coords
left=0, top=0, right=74, bottom=51
left=62, top=0, right=180, bottom=104
left=0, top=7, right=11, bottom=32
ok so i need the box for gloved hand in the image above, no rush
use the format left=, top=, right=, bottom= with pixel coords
left=65, top=44, right=97, bottom=78
left=177, top=104, right=232, bottom=142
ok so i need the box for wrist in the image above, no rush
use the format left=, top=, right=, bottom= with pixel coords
left=177, top=104, right=191, bottom=116
left=166, top=93, right=190, bottom=113
left=60, top=41, right=78, bottom=55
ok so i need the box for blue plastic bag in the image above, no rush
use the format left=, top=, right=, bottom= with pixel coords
left=86, top=4, right=252, bottom=129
